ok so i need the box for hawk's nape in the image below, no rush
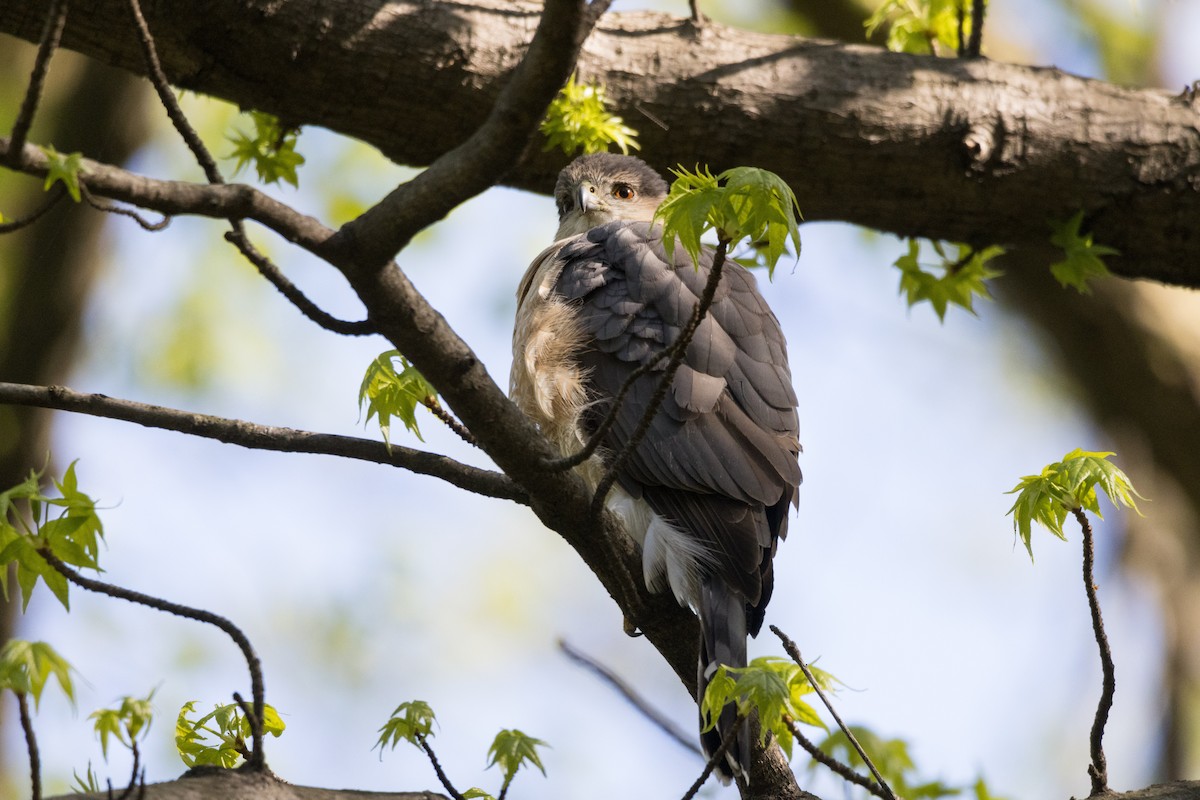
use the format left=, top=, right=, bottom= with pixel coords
left=511, top=153, right=801, bottom=785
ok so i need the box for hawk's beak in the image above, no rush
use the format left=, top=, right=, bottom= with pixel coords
left=578, top=183, right=601, bottom=214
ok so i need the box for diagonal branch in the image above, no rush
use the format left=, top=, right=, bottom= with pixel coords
left=5, top=0, right=68, bottom=167
left=330, top=0, right=604, bottom=267
left=0, top=382, right=526, bottom=504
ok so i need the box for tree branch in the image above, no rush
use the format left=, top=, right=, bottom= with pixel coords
left=0, top=382, right=526, bottom=504
left=5, top=0, right=1198, bottom=286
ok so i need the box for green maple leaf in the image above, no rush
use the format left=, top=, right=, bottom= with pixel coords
left=1048, top=211, right=1119, bottom=293
left=655, top=165, right=801, bottom=277
left=540, top=74, right=639, bottom=156
left=40, top=145, right=84, bottom=202
left=374, top=700, right=437, bottom=753
left=1005, top=448, right=1144, bottom=559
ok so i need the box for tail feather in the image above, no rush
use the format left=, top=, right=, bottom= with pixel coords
left=698, top=577, right=750, bottom=784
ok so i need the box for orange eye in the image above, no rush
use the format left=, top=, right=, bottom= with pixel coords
left=612, top=184, right=636, bottom=200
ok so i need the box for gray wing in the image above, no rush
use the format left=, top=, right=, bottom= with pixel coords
left=555, top=220, right=801, bottom=632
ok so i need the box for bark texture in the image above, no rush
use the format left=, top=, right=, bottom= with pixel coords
left=3, top=0, right=1199, bottom=286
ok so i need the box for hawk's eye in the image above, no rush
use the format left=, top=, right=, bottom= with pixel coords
left=612, top=183, right=636, bottom=201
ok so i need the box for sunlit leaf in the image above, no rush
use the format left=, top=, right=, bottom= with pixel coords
left=358, top=351, right=439, bottom=445
left=1005, top=448, right=1144, bottom=559
left=540, top=74, right=640, bottom=156
left=486, top=728, right=549, bottom=785
left=374, top=700, right=437, bottom=754
left=40, top=144, right=84, bottom=202
left=655, top=165, right=801, bottom=277
left=0, top=640, right=75, bottom=708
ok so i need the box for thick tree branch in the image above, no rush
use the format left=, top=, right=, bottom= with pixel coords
left=0, top=382, right=526, bottom=503
left=4, top=0, right=1198, bottom=286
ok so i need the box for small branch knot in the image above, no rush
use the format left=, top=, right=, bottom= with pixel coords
left=963, top=120, right=997, bottom=171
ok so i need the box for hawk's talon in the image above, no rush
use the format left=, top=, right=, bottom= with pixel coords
left=623, top=617, right=643, bottom=637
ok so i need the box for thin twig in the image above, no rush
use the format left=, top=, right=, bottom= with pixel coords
left=222, top=228, right=375, bottom=336
left=82, top=185, right=171, bottom=231
left=589, top=238, right=730, bottom=517
left=115, top=739, right=140, bottom=800
left=787, top=719, right=888, bottom=800
left=771, top=626, right=898, bottom=800
left=38, top=549, right=268, bottom=771
left=1075, top=506, right=1113, bottom=796
left=967, top=0, right=985, bottom=57
left=540, top=345, right=672, bottom=472
left=956, top=1, right=967, bottom=57
left=0, top=382, right=526, bottom=504
left=422, top=396, right=476, bottom=446
left=681, top=714, right=743, bottom=800
left=16, top=692, right=41, bottom=800
left=559, top=639, right=701, bottom=756
left=124, top=0, right=222, bottom=184
left=7, top=0, right=68, bottom=166
left=0, top=187, right=64, bottom=233
left=420, top=738, right=465, bottom=800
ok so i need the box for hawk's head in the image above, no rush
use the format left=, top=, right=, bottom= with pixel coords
left=553, top=153, right=669, bottom=239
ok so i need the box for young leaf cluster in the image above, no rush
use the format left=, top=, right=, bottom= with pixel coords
left=359, top=350, right=439, bottom=445
left=0, top=462, right=104, bottom=610
left=865, top=0, right=979, bottom=54
left=90, top=692, right=155, bottom=759
left=0, top=639, right=75, bottom=708
left=894, top=239, right=1004, bottom=321
left=227, top=110, right=306, bottom=187
left=540, top=74, right=639, bottom=156
left=1048, top=211, right=1119, bottom=293
left=175, top=699, right=285, bottom=768
left=701, top=656, right=830, bottom=759
left=817, top=726, right=992, bottom=800
left=1006, top=448, right=1144, bottom=558
left=374, top=699, right=436, bottom=753
left=655, top=165, right=802, bottom=276
left=375, top=700, right=548, bottom=800
left=39, top=144, right=85, bottom=201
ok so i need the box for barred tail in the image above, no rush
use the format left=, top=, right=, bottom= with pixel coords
left=698, top=577, right=750, bottom=784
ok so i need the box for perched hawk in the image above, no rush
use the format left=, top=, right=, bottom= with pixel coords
left=511, top=153, right=801, bottom=782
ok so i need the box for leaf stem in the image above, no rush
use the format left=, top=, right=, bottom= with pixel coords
left=1075, top=506, right=1113, bottom=795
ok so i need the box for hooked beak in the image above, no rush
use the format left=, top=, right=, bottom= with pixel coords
left=577, top=182, right=602, bottom=214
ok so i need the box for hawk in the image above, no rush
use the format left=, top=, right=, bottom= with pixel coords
left=511, top=153, right=801, bottom=782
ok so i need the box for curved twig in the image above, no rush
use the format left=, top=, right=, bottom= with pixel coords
left=1075, top=506, right=1114, bottom=795
left=38, top=549, right=268, bottom=771
left=0, top=186, right=64, bottom=233
left=6, top=0, right=68, bottom=166
left=589, top=238, right=729, bottom=517
left=0, top=382, right=526, bottom=504
left=771, top=625, right=898, bottom=800
left=16, top=692, right=41, bottom=800
left=82, top=184, right=170, bottom=231
left=222, top=228, right=375, bottom=336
